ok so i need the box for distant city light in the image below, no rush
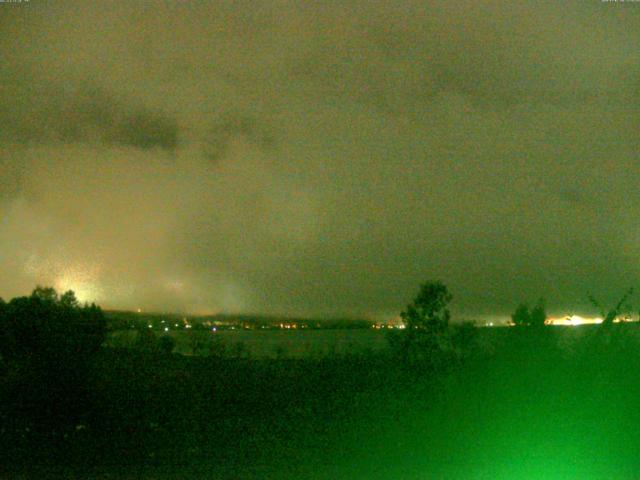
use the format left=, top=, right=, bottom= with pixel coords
left=547, top=315, right=605, bottom=326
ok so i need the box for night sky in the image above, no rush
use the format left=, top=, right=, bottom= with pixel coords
left=1, top=1, right=639, bottom=319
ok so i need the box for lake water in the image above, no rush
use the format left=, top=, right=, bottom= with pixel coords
left=203, top=329, right=390, bottom=358
left=108, top=328, right=391, bottom=358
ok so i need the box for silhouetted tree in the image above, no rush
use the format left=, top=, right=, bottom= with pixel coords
left=31, top=285, right=58, bottom=303
left=0, top=287, right=107, bottom=430
left=0, top=286, right=106, bottom=368
left=511, top=303, right=531, bottom=326
left=401, top=281, right=452, bottom=332
left=530, top=298, right=547, bottom=327
left=60, top=289, right=80, bottom=309
left=390, top=280, right=453, bottom=370
left=511, top=299, right=547, bottom=327
left=588, top=288, right=634, bottom=326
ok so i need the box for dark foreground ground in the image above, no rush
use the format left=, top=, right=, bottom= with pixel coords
left=3, top=325, right=640, bottom=479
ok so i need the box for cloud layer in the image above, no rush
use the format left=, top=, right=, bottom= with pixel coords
left=1, top=1, right=639, bottom=318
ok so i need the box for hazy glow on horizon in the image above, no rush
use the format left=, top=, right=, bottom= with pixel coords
left=53, top=264, right=104, bottom=304
left=547, top=315, right=605, bottom=326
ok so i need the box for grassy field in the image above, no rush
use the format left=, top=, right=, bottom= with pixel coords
left=3, top=324, right=640, bottom=479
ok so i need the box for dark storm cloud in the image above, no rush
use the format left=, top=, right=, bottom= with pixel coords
left=100, top=105, right=179, bottom=152
left=0, top=80, right=179, bottom=152
left=0, top=0, right=639, bottom=319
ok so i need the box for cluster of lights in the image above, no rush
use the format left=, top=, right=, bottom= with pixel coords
left=544, top=315, right=633, bottom=326
left=372, top=323, right=406, bottom=330
left=145, top=317, right=196, bottom=332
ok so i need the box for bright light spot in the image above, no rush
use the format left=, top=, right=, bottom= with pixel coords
left=547, top=315, right=605, bottom=326
left=164, top=327, right=169, bottom=332
left=23, top=252, right=103, bottom=304
left=53, top=263, right=103, bottom=303
left=570, top=315, right=584, bottom=326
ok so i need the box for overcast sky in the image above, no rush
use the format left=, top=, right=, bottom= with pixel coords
left=1, top=1, right=639, bottom=319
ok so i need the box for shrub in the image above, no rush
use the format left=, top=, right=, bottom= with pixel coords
left=157, top=335, right=176, bottom=354
left=510, top=298, right=547, bottom=327
left=208, top=335, right=228, bottom=358
left=135, top=326, right=158, bottom=352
